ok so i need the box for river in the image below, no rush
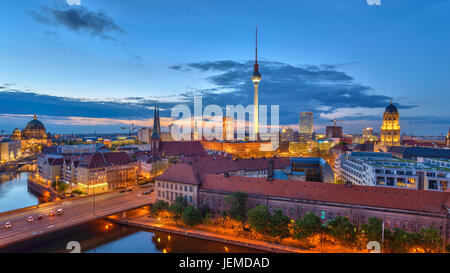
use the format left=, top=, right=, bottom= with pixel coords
left=0, top=171, right=261, bottom=253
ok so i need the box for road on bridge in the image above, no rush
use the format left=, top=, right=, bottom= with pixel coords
left=0, top=187, right=156, bottom=249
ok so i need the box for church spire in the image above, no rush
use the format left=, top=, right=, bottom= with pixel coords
left=151, top=105, right=161, bottom=138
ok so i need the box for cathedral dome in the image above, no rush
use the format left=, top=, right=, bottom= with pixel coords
left=385, top=102, right=398, bottom=114
left=25, top=115, right=46, bottom=131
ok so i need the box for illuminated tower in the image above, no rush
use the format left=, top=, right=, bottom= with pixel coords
left=251, top=27, right=261, bottom=139
left=151, top=105, right=162, bottom=159
left=380, top=101, right=401, bottom=146
left=299, top=112, right=313, bottom=141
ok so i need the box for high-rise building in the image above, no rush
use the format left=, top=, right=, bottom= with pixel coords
left=325, top=126, right=343, bottom=139
left=380, top=101, right=401, bottom=146
left=280, top=127, right=295, bottom=142
left=447, top=128, right=450, bottom=147
left=251, top=27, right=261, bottom=140
left=299, top=112, right=313, bottom=141
left=223, top=116, right=234, bottom=141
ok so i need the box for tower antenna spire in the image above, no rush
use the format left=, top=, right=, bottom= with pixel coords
left=255, top=26, right=258, bottom=65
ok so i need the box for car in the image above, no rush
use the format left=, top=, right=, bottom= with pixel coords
left=127, top=189, right=132, bottom=192
left=150, top=189, right=154, bottom=193
left=142, top=190, right=150, bottom=195
left=27, top=216, right=34, bottom=223
left=49, top=211, right=56, bottom=217
left=56, top=208, right=64, bottom=215
left=119, top=190, right=126, bottom=193
left=4, top=222, right=11, bottom=229
left=36, top=215, right=43, bottom=220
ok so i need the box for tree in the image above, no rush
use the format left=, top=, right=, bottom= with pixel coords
left=200, top=204, right=210, bottom=218
left=182, top=205, right=202, bottom=226
left=225, top=191, right=247, bottom=221
left=247, top=205, right=271, bottom=235
left=361, top=217, right=383, bottom=243
left=151, top=161, right=170, bottom=177
left=292, top=212, right=322, bottom=242
left=151, top=200, right=169, bottom=217
left=385, top=228, right=412, bottom=253
left=168, top=196, right=187, bottom=224
left=418, top=227, right=444, bottom=253
left=327, top=216, right=358, bottom=247
left=269, top=209, right=291, bottom=241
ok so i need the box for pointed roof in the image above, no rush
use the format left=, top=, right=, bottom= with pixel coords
left=151, top=105, right=161, bottom=138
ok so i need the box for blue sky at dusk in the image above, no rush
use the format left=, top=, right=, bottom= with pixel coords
left=1, top=0, right=449, bottom=135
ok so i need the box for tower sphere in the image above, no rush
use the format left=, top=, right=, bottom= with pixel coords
left=252, top=71, right=261, bottom=83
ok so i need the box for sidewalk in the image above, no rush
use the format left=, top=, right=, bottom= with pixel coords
left=107, top=216, right=312, bottom=253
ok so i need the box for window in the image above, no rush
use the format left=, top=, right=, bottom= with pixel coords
left=184, top=186, right=187, bottom=191
left=170, top=184, right=173, bottom=190
left=170, top=191, right=173, bottom=200
left=189, top=186, right=193, bottom=192
left=189, top=196, right=192, bottom=203
left=320, top=211, right=325, bottom=220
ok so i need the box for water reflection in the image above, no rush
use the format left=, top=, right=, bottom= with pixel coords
left=10, top=219, right=263, bottom=253
left=0, top=172, right=44, bottom=212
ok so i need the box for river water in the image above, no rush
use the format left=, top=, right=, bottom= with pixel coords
left=0, top=172, right=261, bottom=253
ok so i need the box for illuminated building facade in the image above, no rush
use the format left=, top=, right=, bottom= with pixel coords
left=380, top=101, right=401, bottom=146
left=335, top=151, right=450, bottom=191
left=447, top=128, right=450, bottom=147
left=222, top=116, right=234, bottom=141
left=0, top=141, right=21, bottom=163
left=299, top=112, right=313, bottom=141
left=12, top=115, right=51, bottom=152
left=280, top=127, right=295, bottom=142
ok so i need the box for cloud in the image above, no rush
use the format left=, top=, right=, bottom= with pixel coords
left=170, top=60, right=417, bottom=127
left=29, top=5, right=124, bottom=40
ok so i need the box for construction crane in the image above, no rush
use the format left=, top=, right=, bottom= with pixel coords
left=330, top=119, right=341, bottom=127
left=120, top=123, right=144, bottom=135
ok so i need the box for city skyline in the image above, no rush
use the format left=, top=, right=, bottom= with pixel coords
left=1, top=0, right=450, bottom=135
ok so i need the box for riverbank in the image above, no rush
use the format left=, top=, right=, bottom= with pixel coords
left=107, top=216, right=309, bottom=253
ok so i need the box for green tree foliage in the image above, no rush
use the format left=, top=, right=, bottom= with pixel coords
left=182, top=205, right=202, bottom=226
left=247, top=205, right=271, bottom=235
left=327, top=216, right=358, bottom=247
left=151, top=200, right=169, bottom=217
left=418, top=227, right=444, bottom=253
left=385, top=228, right=412, bottom=253
left=168, top=196, right=187, bottom=224
left=151, top=161, right=170, bottom=177
left=361, top=217, right=383, bottom=242
left=225, top=191, right=247, bottom=221
left=292, top=212, right=322, bottom=242
left=269, top=209, right=291, bottom=241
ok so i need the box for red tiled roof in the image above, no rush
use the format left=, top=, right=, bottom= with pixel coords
left=79, top=152, right=134, bottom=169
left=156, top=163, right=200, bottom=185
left=47, top=158, right=64, bottom=166
left=191, top=157, right=289, bottom=174
left=161, top=141, right=207, bottom=157
left=199, top=174, right=450, bottom=215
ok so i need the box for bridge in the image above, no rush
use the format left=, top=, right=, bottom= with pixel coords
left=0, top=187, right=156, bottom=249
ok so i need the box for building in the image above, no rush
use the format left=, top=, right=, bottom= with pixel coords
left=280, top=127, right=295, bottom=142
left=155, top=163, right=199, bottom=205
left=380, top=101, right=401, bottom=146
left=56, top=144, right=99, bottom=155
left=251, top=27, right=261, bottom=139
left=388, top=146, right=450, bottom=161
left=0, top=141, right=21, bottom=163
left=12, top=115, right=51, bottom=153
left=325, top=126, right=343, bottom=139
left=335, top=151, right=449, bottom=191
left=223, top=116, right=234, bottom=141
left=155, top=161, right=450, bottom=243
left=76, top=152, right=137, bottom=193
left=137, top=128, right=151, bottom=144
left=288, top=157, right=334, bottom=183
left=299, top=112, right=313, bottom=141
left=447, top=128, right=450, bottom=147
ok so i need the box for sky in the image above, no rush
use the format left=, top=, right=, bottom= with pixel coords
left=0, top=0, right=449, bottom=135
